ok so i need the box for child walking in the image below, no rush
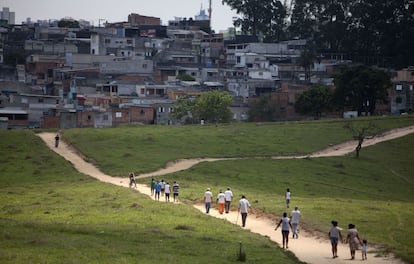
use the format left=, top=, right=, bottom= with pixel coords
left=361, top=239, right=368, bottom=260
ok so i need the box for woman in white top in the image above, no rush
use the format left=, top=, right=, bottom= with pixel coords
left=275, top=212, right=293, bottom=249
left=328, top=220, right=343, bottom=258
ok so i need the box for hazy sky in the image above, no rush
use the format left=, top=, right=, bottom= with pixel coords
left=2, top=0, right=239, bottom=32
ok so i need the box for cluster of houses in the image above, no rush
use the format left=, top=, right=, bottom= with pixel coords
left=0, top=8, right=413, bottom=130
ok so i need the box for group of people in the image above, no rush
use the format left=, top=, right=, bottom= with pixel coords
left=282, top=189, right=368, bottom=260
left=203, top=187, right=234, bottom=214
left=142, top=180, right=368, bottom=260
left=329, top=221, right=368, bottom=260
left=274, top=206, right=302, bottom=249
left=150, top=178, right=180, bottom=203
left=203, top=187, right=253, bottom=228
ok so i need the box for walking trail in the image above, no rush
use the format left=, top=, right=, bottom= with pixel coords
left=37, top=125, right=414, bottom=264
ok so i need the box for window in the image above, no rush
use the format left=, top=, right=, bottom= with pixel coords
left=116, top=112, right=122, bottom=118
left=103, top=114, right=109, bottom=121
left=38, top=98, right=44, bottom=103
left=105, top=39, right=111, bottom=44
left=140, top=109, right=145, bottom=115
left=396, top=84, right=403, bottom=91
left=158, top=107, right=164, bottom=113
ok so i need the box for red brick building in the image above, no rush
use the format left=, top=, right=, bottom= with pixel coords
left=128, top=13, right=161, bottom=26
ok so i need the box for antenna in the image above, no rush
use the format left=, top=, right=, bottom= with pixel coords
left=98, top=19, right=106, bottom=27
left=208, top=0, right=212, bottom=25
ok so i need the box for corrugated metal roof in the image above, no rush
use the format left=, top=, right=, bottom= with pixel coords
left=0, top=108, right=28, bottom=114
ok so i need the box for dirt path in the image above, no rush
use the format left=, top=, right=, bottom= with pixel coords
left=37, top=126, right=414, bottom=264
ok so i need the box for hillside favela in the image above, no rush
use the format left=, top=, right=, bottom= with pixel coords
left=0, top=2, right=413, bottom=129
left=1, top=2, right=414, bottom=264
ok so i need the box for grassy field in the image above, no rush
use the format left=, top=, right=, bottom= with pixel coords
left=1, top=115, right=414, bottom=263
left=60, top=115, right=414, bottom=263
left=0, top=130, right=302, bottom=264
left=63, top=115, right=414, bottom=176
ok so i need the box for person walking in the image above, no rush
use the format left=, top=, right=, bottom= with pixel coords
left=346, top=223, right=361, bottom=260
left=54, top=133, right=60, bottom=148
left=172, top=181, right=179, bottom=203
left=361, top=239, right=368, bottom=260
left=224, top=187, right=233, bottom=213
left=160, top=179, right=165, bottom=196
left=150, top=178, right=155, bottom=196
left=204, top=188, right=213, bottom=214
left=217, top=190, right=225, bottom=214
left=328, top=220, right=343, bottom=259
left=275, top=212, right=293, bottom=249
left=285, top=188, right=291, bottom=208
left=129, top=172, right=136, bottom=188
left=290, top=206, right=301, bottom=238
left=164, top=182, right=171, bottom=202
left=238, top=195, right=251, bottom=228
left=154, top=180, right=161, bottom=201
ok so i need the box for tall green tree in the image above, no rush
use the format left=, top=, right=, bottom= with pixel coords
left=294, top=85, right=333, bottom=119
left=347, top=0, right=414, bottom=68
left=196, top=91, right=233, bottom=123
left=223, top=0, right=288, bottom=42
left=289, top=0, right=350, bottom=50
left=247, top=93, right=277, bottom=121
left=333, top=66, right=390, bottom=116
left=172, top=97, right=198, bottom=124
left=288, top=0, right=414, bottom=68
left=173, top=91, right=233, bottom=124
left=298, top=42, right=317, bottom=81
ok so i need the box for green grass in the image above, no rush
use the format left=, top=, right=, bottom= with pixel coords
left=60, top=115, right=414, bottom=262
left=2, top=115, right=414, bottom=263
left=63, top=115, right=414, bottom=176
left=0, top=130, right=302, bottom=264
left=152, top=140, right=414, bottom=261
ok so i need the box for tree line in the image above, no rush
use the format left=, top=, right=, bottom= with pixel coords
left=223, top=0, right=414, bottom=69
left=173, top=65, right=391, bottom=123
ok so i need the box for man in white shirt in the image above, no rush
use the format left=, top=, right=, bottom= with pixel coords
left=290, top=206, right=301, bottom=238
left=224, top=187, right=233, bottom=213
left=238, top=195, right=251, bottom=227
left=204, top=188, right=213, bottom=214
left=164, top=182, right=171, bottom=202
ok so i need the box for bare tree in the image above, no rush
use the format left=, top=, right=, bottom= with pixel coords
left=344, top=121, right=378, bottom=158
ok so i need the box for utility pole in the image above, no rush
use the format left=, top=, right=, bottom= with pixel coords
left=208, top=0, right=212, bottom=29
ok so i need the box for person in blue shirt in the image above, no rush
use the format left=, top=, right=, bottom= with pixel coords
left=154, top=180, right=161, bottom=201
